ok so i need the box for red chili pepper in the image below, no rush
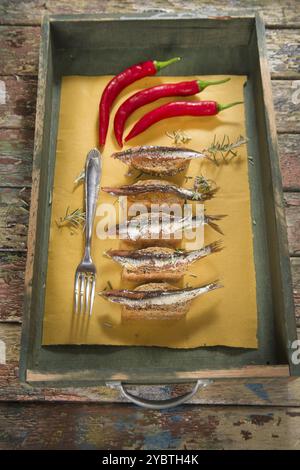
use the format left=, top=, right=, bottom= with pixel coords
left=99, top=57, right=181, bottom=146
left=114, top=78, right=230, bottom=147
left=125, top=100, right=243, bottom=142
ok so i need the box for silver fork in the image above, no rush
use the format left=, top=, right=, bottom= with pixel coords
left=74, top=148, right=101, bottom=315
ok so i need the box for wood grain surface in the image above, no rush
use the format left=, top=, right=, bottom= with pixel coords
left=0, top=402, right=300, bottom=450
left=0, top=0, right=299, bottom=450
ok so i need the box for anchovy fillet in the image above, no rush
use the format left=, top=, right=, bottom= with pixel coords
left=112, top=145, right=206, bottom=164
left=100, top=282, right=222, bottom=308
left=110, top=213, right=226, bottom=239
left=102, top=182, right=217, bottom=201
left=105, top=241, right=222, bottom=270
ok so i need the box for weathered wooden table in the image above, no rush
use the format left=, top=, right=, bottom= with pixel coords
left=0, top=1, right=299, bottom=450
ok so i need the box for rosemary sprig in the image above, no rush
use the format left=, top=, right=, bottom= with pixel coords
left=103, top=280, right=113, bottom=291
left=56, top=206, right=86, bottom=232
left=166, top=129, right=192, bottom=145
left=205, top=134, right=248, bottom=166
left=193, top=175, right=217, bottom=194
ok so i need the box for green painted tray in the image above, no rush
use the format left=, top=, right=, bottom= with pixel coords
left=20, top=14, right=299, bottom=399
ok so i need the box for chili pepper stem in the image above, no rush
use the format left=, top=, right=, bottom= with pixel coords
left=197, top=77, right=231, bottom=91
left=154, top=57, right=181, bottom=72
left=217, top=101, right=243, bottom=112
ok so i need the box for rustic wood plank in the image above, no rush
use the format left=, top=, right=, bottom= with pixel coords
left=285, top=193, right=300, bottom=256
left=0, top=187, right=30, bottom=250
left=273, top=80, right=300, bottom=133
left=0, top=25, right=299, bottom=78
left=0, top=129, right=33, bottom=187
left=278, top=134, right=300, bottom=191
left=292, top=257, right=300, bottom=328
left=0, top=320, right=298, bottom=405
left=0, top=402, right=299, bottom=449
left=27, top=366, right=291, bottom=384
left=0, top=26, right=40, bottom=75
left=1, top=76, right=298, bottom=134
left=0, top=0, right=299, bottom=27
left=266, top=29, right=300, bottom=79
left=0, top=324, right=20, bottom=363
left=0, top=322, right=299, bottom=405
left=1, top=362, right=300, bottom=406
left=254, top=15, right=298, bottom=377
left=0, top=252, right=25, bottom=322
left=0, top=76, right=37, bottom=128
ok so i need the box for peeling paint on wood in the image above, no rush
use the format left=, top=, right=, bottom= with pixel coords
left=284, top=193, right=300, bottom=256
left=0, top=0, right=300, bottom=27
left=291, top=258, right=300, bottom=327
left=0, top=252, right=25, bottom=321
left=0, top=187, right=30, bottom=250
left=266, top=29, right=300, bottom=79
left=278, top=134, right=300, bottom=191
left=0, top=26, right=40, bottom=75
left=0, top=129, right=33, bottom=187
left=0, top=341, right=6, bottom=365
left=273, top=80, right=300, bottom=133
left=0, top=76, right=37, bottom=129
left=0, top=403, right=299, bottom=449
left=0, top=81, right=6, bottom=105
left=0, top=324, right=20, bottom=363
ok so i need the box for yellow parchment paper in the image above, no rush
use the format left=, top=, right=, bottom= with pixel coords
left=42, top=75, right=258, bottom=348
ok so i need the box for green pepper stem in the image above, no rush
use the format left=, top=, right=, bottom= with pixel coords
left=154, top=57, right=181, bottom=72
left=217, top=101, right=243, bottom=112
left=197, top=77, right=231, bottom=91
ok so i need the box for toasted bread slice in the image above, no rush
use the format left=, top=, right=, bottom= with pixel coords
left=106, top=242, right=223, bottom=283
left=130, top=157, right=190, bottom=176
left=120, top=246, right=185, bottom=282
left=122, top=238, right=181, bottom=248
left=122, top=282, right=190, bottom=320
left=122, top=267, right=184, bottom=282
left=127, top=179, right=185, bottom=210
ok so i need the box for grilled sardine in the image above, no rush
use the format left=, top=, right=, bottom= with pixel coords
left=102, top=179, right=217, bottom=202
left=100, top=281, right=222, bottom=308
left=110, top=213, right=226, bottom=242
left=112, top=145, right=206, bottom=176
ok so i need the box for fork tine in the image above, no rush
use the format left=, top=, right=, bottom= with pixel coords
left=80, top=273, right=85, bottom=314
left=85, top=275, right=91, bottom=314
left=74, top=272, right=80, bottom=314
left=89, top=276, right=96, bottom=316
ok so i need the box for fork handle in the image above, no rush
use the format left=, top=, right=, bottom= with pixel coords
left=85, top=149, right=101, bottom=254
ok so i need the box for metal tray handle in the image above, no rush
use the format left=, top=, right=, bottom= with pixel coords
left=114, top=380, right=211, bottom=409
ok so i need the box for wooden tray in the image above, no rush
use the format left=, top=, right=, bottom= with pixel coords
left=20, top=13, right=299, bottom=404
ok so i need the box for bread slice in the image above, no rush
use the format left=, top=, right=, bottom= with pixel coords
left=122, top=282, right=190, bottom=321
left=122, top=267, right=184, bottom=282
left=127, top=179, right=185, bottom=211
left=130, top=157, right=190, bottom=176
left=120, top=237, right=181, bottom=249
left=121, top=246, right=186, bottom=282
